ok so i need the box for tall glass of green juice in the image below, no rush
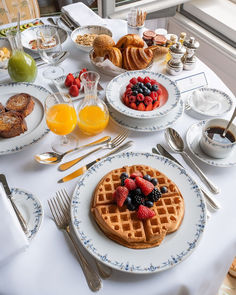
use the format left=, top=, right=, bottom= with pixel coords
left=7, top=30, right=37, bottom=82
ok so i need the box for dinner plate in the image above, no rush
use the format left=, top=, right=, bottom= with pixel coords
left=186, top=121, right=236, bottom=167
left=107, top=99, right=183, bottom=132
left=0, top=83, right=50, bottom=155
left=106, top=70, right=180, bottom=119
left=71, top=152, right=206, bottom=274
left=11, top=188, right=43, bottom=240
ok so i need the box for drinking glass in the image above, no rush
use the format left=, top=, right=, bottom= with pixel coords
left=36, top=26, right=64, bottom=79
left=45, top=92, right=78, bottom=153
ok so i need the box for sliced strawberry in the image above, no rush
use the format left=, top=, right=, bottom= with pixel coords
left=137, top=76, right=144, bottom=83
left=114, top=186, right=128, bottom=207
left=145, top=104, right=153, bottom=111
left=144, top=76, right=152, bottom=84
left=130, top=171, right=143, bottom=179
left=135, top=176, right=154, bottom=196
left=137, top=93, right=145, bottom=102
left=69, top=84, right=79, bottom=97
left=130, top=102, right=137, bottom=110
left=137, top=205, right=155, bottom=220
left=124, top=178, right=137, bottom=191
left=152, top=100, right=160, bottom=109
left=130, top=77, right=138, bottom=85
left=65, top=73, right=75, bottom=87
left=137, top=102, right=145, bottom=111
left=73, top=77, right=81, bottom=89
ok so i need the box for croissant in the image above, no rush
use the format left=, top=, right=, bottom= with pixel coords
left=104, top=47, right=122, bottom=68
left=116, top=34, right=144, bottom=50
left=123, top=46, right=153, bottom=70
left=93, top=34, right=115, bottom=57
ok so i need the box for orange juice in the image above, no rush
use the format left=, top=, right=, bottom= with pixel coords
left=46, top=103, right=77, bottom=135
left=78, top=105, right=109, bottom=135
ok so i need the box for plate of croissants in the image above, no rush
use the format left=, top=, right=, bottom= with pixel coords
left=90, top=33, right=166, bottom=77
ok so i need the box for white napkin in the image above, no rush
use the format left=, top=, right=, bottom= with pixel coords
left=61, top=2, right=127, bottom=41
left=190, top=90, right=222, bottom=115
left=0, top=184, right=29, bottom=264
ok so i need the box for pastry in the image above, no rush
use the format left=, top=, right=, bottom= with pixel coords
left=0, top=102, right=5, bottom=113
left=0, top=110, right=27, bottom=138
left=104, top=47, right=122, bottom=68
left=229, top=257, right=236, bottom=278
left=6, top=93, right=35, bottom=118
left=116, top=34, right=144, bottom=50
left=91, top=165, right=185, bottom=249
left=93, top=34, right=115, bottom=57
left=148, top=45, right=168, bottom=58
left=123, top=46, right=153, bottom=70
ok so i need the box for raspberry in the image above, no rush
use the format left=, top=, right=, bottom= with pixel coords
left=130, top=102, right=137, bottom=110
left=126, top=83, right=133, bottom=89
left=137, top=76, right=144, bottom=83
left=128, top=95, right=136, bottom=103
left=150, top=91, right=158, bottom=101
left=137, top=93, right=145, bottom=102
left=135, top=176, right=154, bottom=196
left=144, top=96, right=153, bottom=105
left=124, top=178, right=137, bottom=191
left=114, top=186, right=129, bottom=207
left=144, top=77, right=152, bottom=84
left=137, top=205, right=155, bottom=220
left=150, top=79, right=158, bottom=85
left=130, top=171, right=143, bottom=179
left=123, top=95, right=129, bottom=106
left=157, top=88, right=162, bottom=96
left=137, top=102, right=145, bottom=111
left=130, top=77, right=138, bottom=85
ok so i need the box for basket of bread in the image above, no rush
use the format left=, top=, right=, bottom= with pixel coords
left=89, top=33, right=168, bottom=76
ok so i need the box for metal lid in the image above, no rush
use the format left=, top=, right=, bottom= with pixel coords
left=169, top=42, right=186, bottom=54
left=183, top=37, right=200, bottom=49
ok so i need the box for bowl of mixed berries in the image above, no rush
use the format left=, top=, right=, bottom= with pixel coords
left=106, top=70, right=180, bottom=119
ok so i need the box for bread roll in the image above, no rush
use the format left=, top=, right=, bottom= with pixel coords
left=93, top=34, right=115, bottom=57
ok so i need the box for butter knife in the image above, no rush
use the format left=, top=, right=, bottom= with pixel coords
left=155, top=144, right=220, bottom=210
left=0, top=174, right=28, bottom=233
left=58, top=141, right=134, bottom=183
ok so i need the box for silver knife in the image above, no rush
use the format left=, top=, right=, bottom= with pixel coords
left=0, top=174, right=28, bottom=233
left=155, top=144, right=220, bottom=210
left=58, top=140, right=134, bottom=183
left=61, top=13, right=76, bottom=30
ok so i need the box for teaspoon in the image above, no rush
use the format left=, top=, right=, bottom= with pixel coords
left=165, top=128, right=220, bottom=194
left=222, top=107, right=236, bottom=137
left=35, top=136, right=111, bottom=165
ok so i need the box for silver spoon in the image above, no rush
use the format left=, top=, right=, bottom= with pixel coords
left=222, top=107, right=236, bottom=137
left=35, top=136, right=111, bottom=164
left=47, top=17, right=57, bottom=26
left=165, top=128, right=220, bottom=194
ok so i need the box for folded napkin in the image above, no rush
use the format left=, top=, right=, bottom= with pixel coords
left=0, top=184, right=29, bottom=265
left=61, top=2, right=127, bottom=41
left=190, top=90, right=222, bottom=115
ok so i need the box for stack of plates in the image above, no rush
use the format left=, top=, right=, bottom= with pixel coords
left=105, top=70, right=183, bottom=132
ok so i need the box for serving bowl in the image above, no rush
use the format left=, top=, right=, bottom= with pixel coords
left=106, top=70, right=180, bottom=119
left=71, top=25, right=112, bottom=53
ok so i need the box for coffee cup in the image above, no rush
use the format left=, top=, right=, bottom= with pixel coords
left=199, top=118, right=236, bottom=159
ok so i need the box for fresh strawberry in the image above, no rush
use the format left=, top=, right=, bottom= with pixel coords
left=137, top=76, right=144, bottom=83
left=114, top=186, right=128, bottom=207
left=152, top=100, right=160, bottom=109
left=69, top=84, right=79, bottom=97
left=128, top=95, right=136, bottom=103
left=137, top=93, right=145, bottom=101
left=137, top=205, right=155, bottom=220
left=124, top=178, right=137, bottom=191
left=145, top=104, right=153, bottom=111
left=135, top=176, right=154, bottom=196
left=137, top=102, right=145, bottom=111
left=65, top=73, right=75, bottom=87
left=150, top=91, right=158, bottom=101
left=73, top=77, right=81, bottom=89
left=144, top=76, right=152, bottom=84
left=144, top=96, right=152, bottom=105
left=130, top=171, right=143, bottom=179
left=130, top=77, right=138, bottom=85
left=157, top=88, right=162, bottom=96
left=78, top=68, right=87, bottom=80
left=129, top=102, right=137, bottom=110
left=150, top=79, right=158, bottom=85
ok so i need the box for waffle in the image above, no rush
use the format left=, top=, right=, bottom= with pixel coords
left=91, top=165, right=185, bottom=249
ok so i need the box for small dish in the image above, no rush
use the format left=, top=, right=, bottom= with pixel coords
left=186, top=121, right=236, bottom=167
left=11, top=188, right=43, bottom=240
left=71, top=25, right=112, bottom=53
left=0, top=37, right=11, bottom=70
left=187, top=88, right=233, bottom=118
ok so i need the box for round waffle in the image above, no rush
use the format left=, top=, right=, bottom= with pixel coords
left=91, top=165, right=185, bottom=249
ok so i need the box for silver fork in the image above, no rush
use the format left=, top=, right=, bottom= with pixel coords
left=48, top=190, right=110, bottom=292
left=58, top=129, right=129, bottom=171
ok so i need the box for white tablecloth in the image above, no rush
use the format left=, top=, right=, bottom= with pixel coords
left=0, top=18, right=236, bottom=295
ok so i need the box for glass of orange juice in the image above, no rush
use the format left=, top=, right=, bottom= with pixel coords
left=45, top=92, right=77, bottom=152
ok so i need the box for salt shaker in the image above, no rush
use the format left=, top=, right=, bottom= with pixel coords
left=182, top=37, right=200, bottom=70
left=166, top=42, right=186, bottom=76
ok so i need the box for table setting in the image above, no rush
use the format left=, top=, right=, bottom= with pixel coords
left=0, top=3, right=236, bottom=295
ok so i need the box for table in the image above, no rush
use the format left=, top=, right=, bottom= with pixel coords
left=0, top=17, right=236, bottom=295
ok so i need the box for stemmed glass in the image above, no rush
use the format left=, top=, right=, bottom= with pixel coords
left=45, top=92, right=78, bottom=153
left=36, top=26, right=64, bottom=79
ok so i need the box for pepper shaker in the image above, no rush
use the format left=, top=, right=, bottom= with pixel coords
left=166, top=42, right=186, bottom=75
left=182, top=37, right=200, bottom=70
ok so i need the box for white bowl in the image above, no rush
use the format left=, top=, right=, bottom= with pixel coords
left=71, top=25, right=112, bottom=53
left=106, top=70, right=181, bottom=119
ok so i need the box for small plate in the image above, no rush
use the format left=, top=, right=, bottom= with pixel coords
left=106, top=70, right=180, bottom=119
left=186, top=121, right=236, bottom=167
left=108, top=99, right=183, bottom=132
left=187, top=88, right=233, bottom=118
left=11, top=188, right=43, bottom=240
left=0, top=37, right=11, bottom=70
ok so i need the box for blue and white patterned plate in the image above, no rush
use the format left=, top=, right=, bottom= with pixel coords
left=0, top=83, right=50, bottom=155
left=11, top=188, right=43, bottom=241
left=71, top=152, right=206, bottom=274
left=106, top=70, right=180, bottom=119
left=186, top=121, right=236, bottom=167
left=108, top=99, right=183, bottom=132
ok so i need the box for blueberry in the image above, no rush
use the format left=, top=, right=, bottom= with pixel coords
left=151, top=178, right=158, bottom=186
left=145, top=82, right=152, bottom=89
left=138, top=88, right=143, bottom=94
left=151, top=84, right=159, bottom=91
left=121, top=178, right=125, bottom=186
left=134, top=188, right=142, bottom=195
left=132, top=85, right=139, bottom=91
left=160, top=186, right=168, bottom=194
left=143, top=89, right=151, bottom=96
left=132, top=90, right=138, bottom=96
left=120, top=172, right=129, bottom=179
left=124, top=196, right=132, bottom=205
left=145, top=200, right=154, bottom=208
left=143, top=174, right=152, bottom=182
left=127, top=203, right=136, bottom=211
left=139, top=82, right=144, bottom=88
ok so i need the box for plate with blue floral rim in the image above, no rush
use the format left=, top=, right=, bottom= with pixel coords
left=106, top=70, right=180, bottom=120
left=107, top=99, right=183, bottom=132
left=11, top=188, right=43, bottom=240
left=186, top=121, right=236, bottom=168
left=71, top=152, right=206, bottom=274
left=0, top=83, right=50, bottom=155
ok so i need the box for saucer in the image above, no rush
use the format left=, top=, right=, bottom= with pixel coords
left=108, top=99, right=183, bottom=132
left=11, top=188, right=43, bottom=240
left=186, top=121, right=236, bottom=167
